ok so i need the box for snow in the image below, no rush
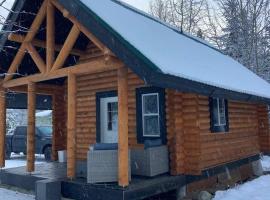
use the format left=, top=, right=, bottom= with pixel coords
left=4, top=153, right=45, bottom=169
left=0, top=0, right=16, bottom=30
left=80, top=0, right=270, bottom=99
left=36, top=110, right=52, bottom=117
left=261, top=155, right=270, bottom=172
left=0, top=188, right=34, bottom=200
left=213, top=175, right=270, bottom=200
left=0, top=153, right=45, bottom=200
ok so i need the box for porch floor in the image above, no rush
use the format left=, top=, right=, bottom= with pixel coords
left=0, top=162, right=186, bottom=200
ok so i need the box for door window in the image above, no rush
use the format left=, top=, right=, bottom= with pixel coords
left=107, top=102, right=118, bottom=131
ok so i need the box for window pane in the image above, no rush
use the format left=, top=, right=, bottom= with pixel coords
left=213, top=98, right=219, bottom=126
left=143, top=94, right=158, bottom=114
left=219, top=99, right=226, bottom=125
left=143, top=115, right=160, bottom=136
left=107, top=102, right=118, bottom=131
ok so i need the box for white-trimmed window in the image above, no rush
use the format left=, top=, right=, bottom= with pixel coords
left=210, top=97, right=229, bottom=133
left=213, top=98, right=226, bottom=126
left=142, top=93, right=160, bottom=137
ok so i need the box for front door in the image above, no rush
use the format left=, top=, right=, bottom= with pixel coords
left=100, top=97, right=118, bottom=143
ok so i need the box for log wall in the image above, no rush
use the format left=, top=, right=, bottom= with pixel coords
left=258, top=105, right=270, bottom=154
left=52, top=86, right=67, bottom=160
left=199, top=96, right=259, bottom=170
left=169, top=91, right=262, bottom=175
left=75, top=69, right=145, bottom=160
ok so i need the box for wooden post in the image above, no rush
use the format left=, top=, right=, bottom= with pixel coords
left=46, top=1, right=55, bottom=73
left=0, top=87, right=6, bottom=168
left=67, top=73, right=76, bottom=178
left=27, top=82, right=36, bottom=172
left=51, top=93, right=57, bottom=161
left=117, top=66, right=129, bottom=187
left=26, top=43, right=46, bottom=73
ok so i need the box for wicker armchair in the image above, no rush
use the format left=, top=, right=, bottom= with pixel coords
left=131, top=145, right=169, bottom=177
left=87, top=145, right=131, bottom=184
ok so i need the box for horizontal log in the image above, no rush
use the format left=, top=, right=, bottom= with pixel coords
left=4, top=57, right=124, bottom=88
left=8, top=33, right=84, bottom=56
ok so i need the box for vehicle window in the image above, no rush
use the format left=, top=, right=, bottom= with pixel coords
left=37, top=127, right=52, bottom=136
left=15, top=127, right=27, bottom=135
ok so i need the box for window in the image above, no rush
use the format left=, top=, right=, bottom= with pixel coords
left=136, top=87, right=166, bottom=143
left=107, top=102, right=118, bottom=131
left=209, top=97, right=229, bottom=133
left=142, top=93, right=160, bottom=137
left=95, top=91, right=118, bottom=143
left=37, top=126, right=52, bottom=136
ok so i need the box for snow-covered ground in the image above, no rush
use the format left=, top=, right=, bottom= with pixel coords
left=0, top=153, right=45, bottom=199
left=0, top=188, right=34, bottom=200
left=213, top=156, right=270, bottom=200
left=213, top=175, right=270, bottom=200
left=261, top=155, right=270, bottom=172
left=4, top=153, right=45, bottom=169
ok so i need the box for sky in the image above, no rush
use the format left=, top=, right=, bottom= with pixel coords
left=0, top=0, right=150, bottom=29
left=122, top=0, right=151, bottom=11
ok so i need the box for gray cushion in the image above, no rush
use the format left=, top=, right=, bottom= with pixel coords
left=93, top=143, right=118, bottom=150
left=144, top=139, right=162, bottom=149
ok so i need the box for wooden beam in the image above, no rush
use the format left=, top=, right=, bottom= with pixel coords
left=8, top=33, right=84, bottom=56
left=0, top=87, right=6, bottom=168
left=4, top=0, right=47, bottom=82
left=117, top=66, right=129, bottom=187
left=51, top=25, right=80, bottom=71
left=8, top=84, right=63, bottom=95
left=67, top=73, right=76, bottom=178
left=3, top=46, right=26, bottom=81
left=46, top=1, right=55, bottom=72
left=27, top=82, right=36, bottom=173
left=3, top=57, right=124, bottom=88
left=25, top=43, right=46, bottom=73
left=51, top=0, right=108, bottom=53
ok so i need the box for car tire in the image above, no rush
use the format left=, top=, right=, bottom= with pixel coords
left=44, top=146, right=52, bottom=162
left=5, top=145, right=11, bottom=160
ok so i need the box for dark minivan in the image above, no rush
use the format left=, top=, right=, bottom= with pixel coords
left=6, top=126, right=52, bottom=161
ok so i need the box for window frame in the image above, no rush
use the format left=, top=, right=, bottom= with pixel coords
left=136, top=87, right=166, bottom=144
left=209, top=97, right=229, bottom=133
left=141, top=93, right=160, bottom=137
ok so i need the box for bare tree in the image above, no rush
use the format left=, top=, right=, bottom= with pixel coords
left=149, top=0, right=208, bottom=35
left=215, top=0, right=270, bottom=79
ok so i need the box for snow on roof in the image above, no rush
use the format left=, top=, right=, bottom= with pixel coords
left=0, top=0, right=16, bottom=30
left=36, top=110, right=52, bottom=117
left=80, top=0, right=270, bottom=99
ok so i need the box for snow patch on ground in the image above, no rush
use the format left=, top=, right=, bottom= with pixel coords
left=261, top=155, right=270, bottom=172
left=0, top=188, right=34, bottom=200
left=0, top=154, right=45, bottom=199
left=4, top=153, right=45, bottom=169
left=213, top=175, right=270, bottom=200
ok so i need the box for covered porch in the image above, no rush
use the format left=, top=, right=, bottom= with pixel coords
left=0, top=0, right=145, bottom=188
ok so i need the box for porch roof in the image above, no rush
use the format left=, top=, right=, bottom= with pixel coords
left=1, top=0, right=270, bottom=104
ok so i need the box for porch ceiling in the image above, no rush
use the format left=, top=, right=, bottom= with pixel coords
left=6, top=92, right=52, bottom=110
left=0, top=0, right=89, bottom=85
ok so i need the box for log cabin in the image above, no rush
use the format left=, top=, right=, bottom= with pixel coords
left=0, top=0, right=269, bottom=199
